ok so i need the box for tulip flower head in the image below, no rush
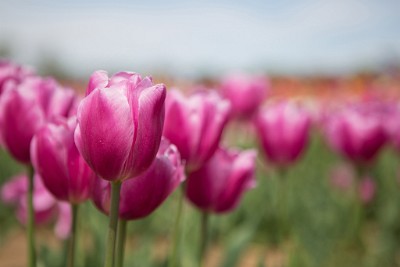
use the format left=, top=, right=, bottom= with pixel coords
left=329, top=163, right=354, bottom=192
left=54, top=202, right=72, bottom=240
left=186, top=147, right=257, bottom=213
left=75, top=71, right=166, bottom=182
left=92, top=138, right=185, bottom=220
left=383, top=104, right=400, bottom=152
left=0, top=60, right=34, bottom=94
left=1, top=173, right=58, bottom=225
left=220, top=74, right=268, bottom=120
left=358, top=176, right=376, bottom=204
left=31, top=116, right=96, bottom=204
left=0, top=76, right=77, bottom=163
left=163, top=89, right=231, bottom=172
left=323, top=105, right=387, bottom=164
left=1, top=173, right=72, bottom=238
left=255, top=101, right=311, bottom=166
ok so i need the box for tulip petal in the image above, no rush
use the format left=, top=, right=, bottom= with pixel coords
left=31, top=125, right=70, bottom=201
left=75, top=88, right=134, bottom=181
left=124, top=83, right=166, bottom=178
left=87, top=70, right=109, bottom=96
left=215, top=150, right=256, bottom=212
left=163, top=90, right=192, bottom=161
left=92, top=178, right=111, bottom=214
left=109, top=72, right=142, bottom=88
left=197, top=94, right=231, bottom=166
left=119, top=156, right=176, bottom=220
left=47, top=87, right=77, bottom=119
left=67, top=142, right=95, bottom=203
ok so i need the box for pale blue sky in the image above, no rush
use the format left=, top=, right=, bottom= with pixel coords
left=1, top=0, right=400, bottom=77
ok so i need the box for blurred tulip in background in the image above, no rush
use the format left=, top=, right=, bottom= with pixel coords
left=1, top=173, right=70, bottom=237
left=323, top=104, right=387, bottom=164
left=31, top=117, right=96, bottom=204
left=0, top=76, right=76, bottom=163
left=186, top=147, right=256, bottom=213
left=220, top=74, right=269, bottom=120
left=329, top=163, right=355, bottom=192
left=0, top=60, right=34, bottom=95
left=358, top=176, right=376, bottom=204
left=163, top=89, right=231, bottom=173
left=255, top=101, right=311, bottom=166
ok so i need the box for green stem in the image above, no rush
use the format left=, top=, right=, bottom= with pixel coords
left=104, top=181, right=122, bottom=267
left=352, top=166, right=367, bottom=247
left=27, top=165, right=36, bottom=267
left=115, top=219, right=127, bottom=267
left=278, top=169, right=288, bottom=221
left=199, top=212, right=209, bottom=267
left=274, top=168, right=289, bottom=245
left=168, top=186, right=185, bottom=267
left=67, top=204, right=79, bottom=267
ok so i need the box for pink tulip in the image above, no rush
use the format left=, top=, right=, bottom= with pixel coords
left=383, top=104, right=400, bottom=152
left=1, top=173, right=27, bottom=204
left=329, top=163, right=354, bottom=192
left=186, top=147, right=256, bottom=213
left=74, top=71, right=166, bottom=181
left=54, top=202, right=72, bottom=240
left=323, top=105, right=387, bottom=163
left=0, top=60, right=34, bottom=94
left=0, top=76, right=77, bottom=163
left=31, top=117, right=96, bottom=204
left=92, top=138, right=185, bottom=220
left=163, top=89, right=231, bottom=172
left=1, top=173, right=72, bottom=238
left=255, top=101, right=311, bottom=166
left=220, top=74, right=268, bottom=119
left=1, top=173, right=58, bottom=225
left=358, top=176, right=376, bottom=204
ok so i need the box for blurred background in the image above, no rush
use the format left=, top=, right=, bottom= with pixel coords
left=1, top=1, right=400, bottom=267
left=1, top=0, right=400, bottom=78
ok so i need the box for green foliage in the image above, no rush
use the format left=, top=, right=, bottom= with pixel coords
left=0, top=149, right=24, bottom=243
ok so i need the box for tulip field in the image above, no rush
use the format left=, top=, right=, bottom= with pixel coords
left=1, top=60, right=400, bottom=267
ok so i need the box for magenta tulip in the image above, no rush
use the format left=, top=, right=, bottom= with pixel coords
left=2, top=173, right=72, bottom=238
left=323, top=105, right=387, bottom=163
left=31, top=117, right=96, bottom=204
left=255, top=101, right=311, bottom=166
left=54, top=202, right=72, bottom=240
left=92, top=138, right=185, bottom=220
left=0, top=76, right=77, bottom=163
left=220, top=74, right=268, bottom=119
left=1, top=173, right=58, bottom=225
left=163, top=89, right=231, bottom=172
left=186, top=147, right=256, bottom=213
left=383, top=104, right=400, bottom=152
left=329, top=163, right=354, bottom=192
left=1, top=173, right=28, bottom=204
left=358, top=176, right=376, bottom=204
left=0, top=60, right=34, bottom=94
left=74, top=71, right=166, bottom=181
